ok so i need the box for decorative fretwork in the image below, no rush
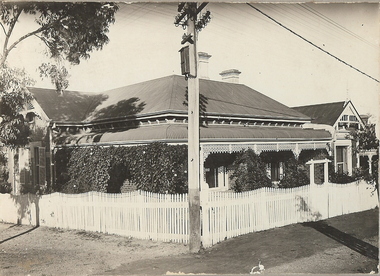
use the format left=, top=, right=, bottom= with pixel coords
left=202, top=141, right=330, bottom=162
left=257, top=143, right=278, bottom=153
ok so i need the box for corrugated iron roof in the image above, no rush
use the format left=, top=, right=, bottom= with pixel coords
left=28, top=87, right=106, bottom=122
left=292, top=101, right=346, bottom=126
left=29, top=75, right=310, bottom=123
left=74, top=124, right=331, bottom=145
left=87, top=75, right=310, bottom=122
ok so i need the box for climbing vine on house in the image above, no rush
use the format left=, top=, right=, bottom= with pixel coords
left=57, top=143, right=188, bottom=194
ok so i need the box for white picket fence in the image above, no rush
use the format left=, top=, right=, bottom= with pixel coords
left=200, top=181, right=378, bottom=247
left=0, top=180, right=378, bottom=247
left=0, top=191, right=189, bottom=243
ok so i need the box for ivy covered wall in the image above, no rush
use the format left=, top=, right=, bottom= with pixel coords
left=54, top=143, right=350, bottom=195
left=54, top=143, right=188, bottom=194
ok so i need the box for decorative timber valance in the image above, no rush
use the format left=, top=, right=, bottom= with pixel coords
left=202, top=141, right=330, bottom=161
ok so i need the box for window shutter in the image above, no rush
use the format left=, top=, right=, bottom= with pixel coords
left=38, top=147, right=46, bottom=186
left=20, top=169, right=31, bottom=185
left=279, top=162, right=284, bottom=180
left=39, top=167, right=46, bottom=186
left=20, top=169, right=26, bottom=184
left=39, top=147, right=46, bottom=167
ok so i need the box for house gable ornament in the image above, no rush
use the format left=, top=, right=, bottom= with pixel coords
left=334, top=101, right=365, bottom=131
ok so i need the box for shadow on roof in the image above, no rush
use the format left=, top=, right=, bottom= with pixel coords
left=88, top=97, right=146, bottom=121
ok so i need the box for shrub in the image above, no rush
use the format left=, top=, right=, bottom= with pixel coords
left=230, top=149, right=272, bottom=192
left=278, top=156, right=309, bottom=188
left=329, top=171, right=359, bottom=184
left=0, top=181, right=11, bottom=193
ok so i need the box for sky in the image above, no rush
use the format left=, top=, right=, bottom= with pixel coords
left=5, top=2, right=379, bottom=121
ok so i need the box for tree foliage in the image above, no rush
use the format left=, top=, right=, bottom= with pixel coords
left=0, top=64, right=34, bottom=147
left=0, top=2, right=118, bottom=66
left=350, top=123, right=378, bottom=193
left=350, top=124, right=379, bottom=152
left=0, top=2, right=118, bottom=146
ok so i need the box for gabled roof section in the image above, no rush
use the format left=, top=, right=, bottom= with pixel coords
left=292, top=101, right=346, bottom=126
left=28, top=87, right=108, bottom=122
left=85, top=75, right=310, bottom=122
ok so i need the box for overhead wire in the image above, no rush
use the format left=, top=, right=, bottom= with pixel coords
left=298, top=4, right=377, bottom=49
left=256, top=3, right=374, bottom=54
left=247, top=3, right=379, bottom=83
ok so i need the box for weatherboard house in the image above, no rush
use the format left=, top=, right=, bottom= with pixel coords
left=5, top=53, right=366, bottom=194
left=292, top=100, right=367, bottom=175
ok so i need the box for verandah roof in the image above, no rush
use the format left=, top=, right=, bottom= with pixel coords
left=73, top=124, right=331, bottom=145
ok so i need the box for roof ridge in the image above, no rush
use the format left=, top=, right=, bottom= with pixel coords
left=28, top=86, right=101, bottom=95
left=102, top=74, right=182, bottom=93
left=292, top=101, right=346, bottom=109
left=168, top=75, right=176, bottom=111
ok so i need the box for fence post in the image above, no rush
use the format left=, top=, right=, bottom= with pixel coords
left=200, top=182, right=209, bottom=248
left=309, top=159, right=315, bottom=185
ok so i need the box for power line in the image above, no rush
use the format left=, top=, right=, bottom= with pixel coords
left=247, top=3, right=379, bottom=83
left=298, top=4, right=377, bottom=49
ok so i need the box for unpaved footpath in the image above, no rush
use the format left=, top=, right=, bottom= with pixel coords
left=0, top=208, right=378, bottom=275
left=0, top=224, right=188, bottom=276
left=103, top=209, right=379, bottom=275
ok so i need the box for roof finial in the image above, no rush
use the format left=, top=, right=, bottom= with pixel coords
left=345, top=82, right=350, bottom=104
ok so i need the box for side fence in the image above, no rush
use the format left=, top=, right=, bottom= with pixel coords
left=0, top=191, right=189, bottom=244
left=0, top=180, right=378, bottom=247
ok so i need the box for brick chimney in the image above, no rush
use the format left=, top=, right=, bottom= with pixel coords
left=220, top=69, right=241, bottom=84
left=198, top=52, right=212, bottom=79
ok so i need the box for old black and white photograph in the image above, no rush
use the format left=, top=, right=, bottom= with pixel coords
left=0, top=1, right=379, bottom=275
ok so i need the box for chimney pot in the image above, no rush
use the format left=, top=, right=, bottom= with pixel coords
left=220, top=69, right=241, bottom=84
left=198, top=52, right=212, bottom=79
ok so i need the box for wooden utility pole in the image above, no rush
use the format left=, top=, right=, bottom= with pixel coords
left=187, top=3, right=201, bottom=253
left=175, top=2, right=210, bottom=253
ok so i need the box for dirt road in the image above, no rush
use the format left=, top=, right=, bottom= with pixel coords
left=0, top=208, right=378, bottom=275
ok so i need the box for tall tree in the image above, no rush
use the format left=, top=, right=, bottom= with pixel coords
left=0, top=2, right=118, bottom=146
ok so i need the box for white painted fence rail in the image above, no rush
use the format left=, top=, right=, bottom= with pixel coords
left=0, top=180, right=377, bottom=247
left=0, top=191, right=189, bottom=243
left=201, top=180, right=378, bottom=247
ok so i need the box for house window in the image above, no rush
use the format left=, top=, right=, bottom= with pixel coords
left=33, top=146, right=46, bottom=187
left=336, top=146, right=347, bottom=174
left=349, top=115, right=357, bottom=122
left=266, top=162, right=284, bottom=182
left=205, top=166, right=229, bottom=190
left=341, top=115, right=348, bottom=121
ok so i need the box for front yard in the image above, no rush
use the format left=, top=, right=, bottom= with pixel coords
left=0, top=208, right=378, bottom=275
